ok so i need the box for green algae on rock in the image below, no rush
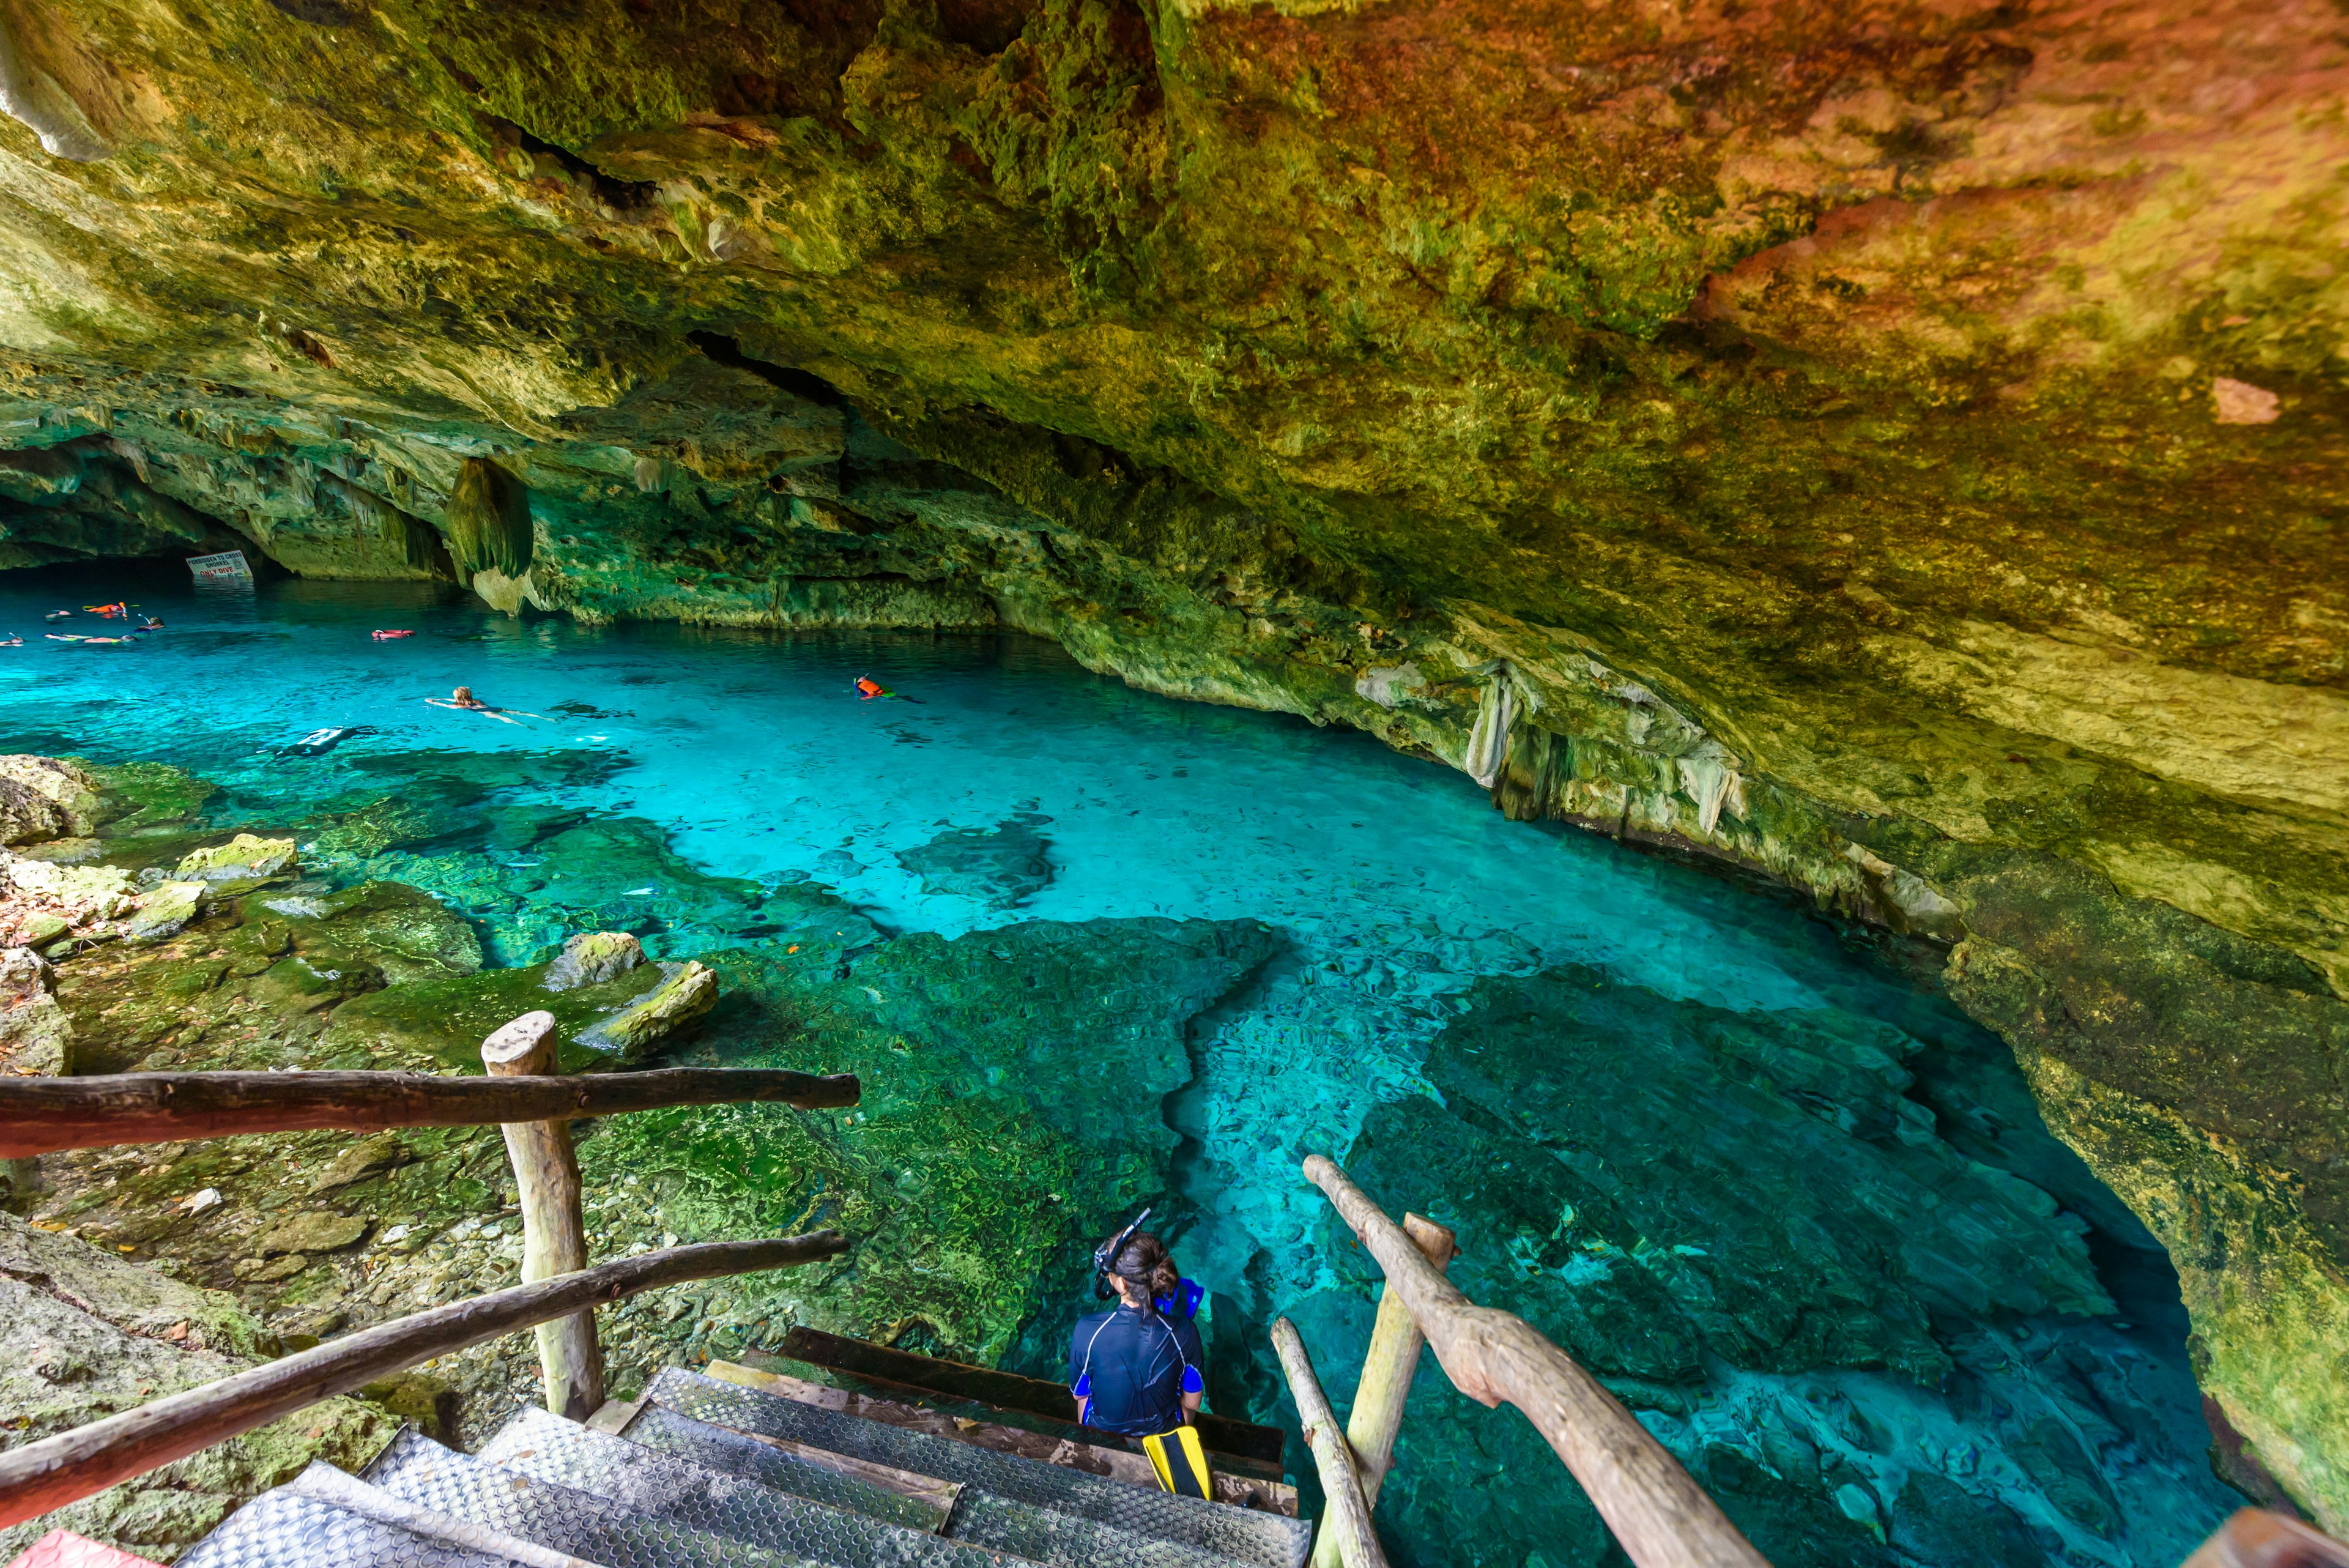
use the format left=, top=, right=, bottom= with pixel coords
left=321, top=954, right=670, bottom=1071
left=0, top=1211, right=397, bottom=1566
left=584, top=913, right=1283, bottom=1361
left=174, top=834, right=299, bottom=888
left=574, top=959, right=718, bottom=1063
left=0, top=756, right=99, bottom=844
left=0, top=943, right=72, bottom=1074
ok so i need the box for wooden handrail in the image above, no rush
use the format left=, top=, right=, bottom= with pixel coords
left=1304, top=1156, right=1769, bottom=1568
left=0, top=1230, right=848, bottom=1531
left=1272, top=1316, right=1388, bottom=1568
left=0, top=1067, right=861, bottom=1158
left=2184, top=1509, right=2349, bottom=1567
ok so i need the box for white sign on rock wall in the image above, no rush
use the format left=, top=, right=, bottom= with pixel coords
left=186, top=549, right=253, bottom=583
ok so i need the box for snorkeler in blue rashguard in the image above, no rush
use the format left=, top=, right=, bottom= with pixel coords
left=1069, top=1225, right=1203, bottom=1438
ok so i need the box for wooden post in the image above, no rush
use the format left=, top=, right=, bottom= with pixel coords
left=483, top=1011, right=602, bottom=1421
left=1308, top=1213, right=1457, bottom=1568
left=1274, top=1317, right=1388, bottom=1568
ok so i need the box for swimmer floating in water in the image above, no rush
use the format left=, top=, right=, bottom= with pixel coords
left=853, top=675, right=922, bottom=704
left=423, top=685, right=547, bottom=725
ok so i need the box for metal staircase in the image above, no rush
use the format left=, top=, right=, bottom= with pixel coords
left=170, top=1365, right=1312, bottom=1568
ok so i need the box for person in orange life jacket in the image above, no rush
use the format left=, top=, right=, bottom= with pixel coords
left=1069, top=1222, right=1204, bottom=1437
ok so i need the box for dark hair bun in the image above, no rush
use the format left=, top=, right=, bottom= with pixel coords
left=1111, top=1230, right=1181, bottom=1302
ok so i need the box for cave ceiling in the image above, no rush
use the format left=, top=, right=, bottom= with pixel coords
left=4, top=0, right=2349, bottom=1526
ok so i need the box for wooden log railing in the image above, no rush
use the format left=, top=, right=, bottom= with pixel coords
left=1272, top=1317, right=1388, bottom=1568
left=0, top=1017, right=866, bottom=1535
left=1294, top=1156, right=1769, bottom=1568
left=0, top=1065, right=860, bottom=1159
left=0, top=1232, right=848, bottom=1531
left=1308, top=1212, right=1454, bottom=1568
left=1289, top=1156, right=2349, bottom=1568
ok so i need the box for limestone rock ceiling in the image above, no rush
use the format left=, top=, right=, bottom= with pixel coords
left=2, top=0, right=2348, bottom=1528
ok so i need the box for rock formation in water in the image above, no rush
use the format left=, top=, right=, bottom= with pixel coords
left=0, top=0, right=2344, bottom=1531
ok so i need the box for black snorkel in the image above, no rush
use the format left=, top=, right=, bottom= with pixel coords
left=1093, top=1207, right=1151, bottom=1301
left=1091, top=1207, right=1205, bottom=1321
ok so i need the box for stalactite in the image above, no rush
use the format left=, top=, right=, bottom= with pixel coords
left=1493, top=723, right=1560, bottom=823
left=443, top=458, right=534, bottom=580
left=1462, top=671, right=1516, bottom=789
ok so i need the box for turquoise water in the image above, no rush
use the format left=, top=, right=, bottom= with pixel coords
left=2, top=565, right=2238, bottom=1566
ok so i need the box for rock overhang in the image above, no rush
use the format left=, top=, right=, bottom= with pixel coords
left=0, top=0, right=2345, bottom=1530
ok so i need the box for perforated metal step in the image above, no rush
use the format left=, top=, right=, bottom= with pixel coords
left=622, top=1403, right=1249, bottom=1568
left=479, top=1403, right=1026, bottom=1568
left=363, top=1428, right=820, bottom=1568
left=641, top=1369, right=1310, bottom=1568
left=173, top=1486, right=514, bottom=1568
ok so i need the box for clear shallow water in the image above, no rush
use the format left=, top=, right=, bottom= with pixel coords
left=1, top=565, right=2238, bottom=1566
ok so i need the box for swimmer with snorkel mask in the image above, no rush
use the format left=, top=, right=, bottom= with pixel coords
left=1069, top=1211, right=1215, bottom=1496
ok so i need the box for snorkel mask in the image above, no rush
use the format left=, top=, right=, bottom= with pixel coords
left=1092, top=1207, right=1151, bottom=1301
left=1091, top=1206, right=1206, bottom=1320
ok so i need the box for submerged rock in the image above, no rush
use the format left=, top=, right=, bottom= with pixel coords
left=1318, top=965, right=2236, bottom=1568
left=86, top=760, right=218, bottom=837
left=321, top=949, right=669, bottom=1069
left=306, top=1132, right=417, bottom=1196
left=601, top=915, right=1282, bottom=1362
left=895, top=812, right=1053, bottom=908
left=253, top=1212, right=370, bottom=1257
left=257, top=881, right=483, bottom=986
left=124, top=880, right=206, bottom=941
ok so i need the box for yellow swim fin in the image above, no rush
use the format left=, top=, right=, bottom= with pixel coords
left=1142, top=1425, right=1213, bottom=1498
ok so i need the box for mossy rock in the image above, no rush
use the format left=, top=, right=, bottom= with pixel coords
left=321, top=959, right=668, bottom=1071
left=250, top=881, right=484, bottom=985
left=84, top=760, right=218, bottom=836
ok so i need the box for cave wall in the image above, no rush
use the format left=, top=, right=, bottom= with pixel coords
left=1, top=0, right=2345, bottom=1525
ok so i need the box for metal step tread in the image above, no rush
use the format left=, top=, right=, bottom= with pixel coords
left=362, top=1428, right=822, bottom=1568
left=484, top=1403, right=956, bottom=1538
left=478, top=1403, right=1036, bottom=1568
left=642, top=1369, right=1309, bottom=1568
left=172, top=1482, right=524, bottom=1568
left=625, top=1404, right=1259, bottom=1568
